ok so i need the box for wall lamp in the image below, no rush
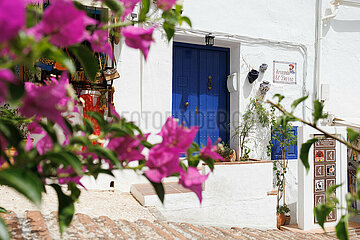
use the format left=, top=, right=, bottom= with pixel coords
left=205, top=33, right=215, bottom=46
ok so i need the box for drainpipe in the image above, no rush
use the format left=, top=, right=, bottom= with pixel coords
left=313, top=0, right=322, bottom=103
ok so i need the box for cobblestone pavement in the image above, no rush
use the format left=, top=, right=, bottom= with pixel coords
left=1, top=210, right=345, bottom=240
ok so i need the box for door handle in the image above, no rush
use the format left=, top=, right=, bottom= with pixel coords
left=195, top=105, right=197, bottom=115
left=184, top=102, right=189, bottom=107
left=208, top=75, right=213, bottom=90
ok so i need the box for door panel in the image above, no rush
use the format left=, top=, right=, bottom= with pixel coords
left=172, top=42, right=229, bottom=147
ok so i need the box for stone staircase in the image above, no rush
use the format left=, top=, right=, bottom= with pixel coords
left=0, top=210, right=344, bottom=239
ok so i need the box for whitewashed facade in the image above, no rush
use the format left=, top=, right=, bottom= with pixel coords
left=81, top=0, right=360, bottom=229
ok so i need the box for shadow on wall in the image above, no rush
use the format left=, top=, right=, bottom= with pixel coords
left=323, top=19, right=360, bottom=36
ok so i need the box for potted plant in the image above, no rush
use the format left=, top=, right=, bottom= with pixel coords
left=217, top=141, right=236, bottom=162
left=270, top=102, right=296, bottom=228
left=277, top=204, right=290, bottom=228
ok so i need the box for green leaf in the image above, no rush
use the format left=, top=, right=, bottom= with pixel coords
left=67, top=182, right=81, bottom=201
left=300, top=138, right=318, bottom=173
left=70, top=45, right=99, bottom=82
left=73, top=1, right=87, bottom=11
left=0, top=207, right=8, bottom=214
left=86, top=112, right=106, bottom=129
left=69, top=136, right=90, bottom=147
left=326, top=184, right=342, bottom=195
left=104, top=0, right=124, bottom=15
left=145, top=175, right=165, bottom=204
left=43, top=152, right=83, bottom=175
left=179, top=16, right=192, bottom=27
left=336, top=215, right=349, bottom=240
left=87, top=146, right=121, bottom=169
left=139, top=0, right=150, bottom=21
left=0, top=217, right=9, bottom=240
left=0, top=120, right=22, bottom=147
left=0, top=168, right=43, bottom=206
left=314, top=203, right=333, bottom=230
left=313, top=100, right=328, bottom=125
left=273, top=94, right=285, bottom=103
left=51, top=184, right=75, bottom=235
left=291, top=95, right=308, bottom=110
left=163, top=21, right=175, bottom=42
left=347, top=128, right=360, bottom=142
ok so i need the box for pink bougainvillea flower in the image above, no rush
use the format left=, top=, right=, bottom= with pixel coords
left=200, top=137, right=224, bottom=162
left=27, top=117, right=44, bottom=134
left=0, top=69, right=17, bottom=103
left=28, top=0, right=96, bottom=47
left=122, top=26, right=155, bottom=60
left=25, top=134, right=33, bottom=151
left=145, top=144, right=182, bottom=183
left=119, top=0, right=141, bottom=21
left=57, top=166, right=86, bottom=188
left=36, top=133, right=53, bottom=155
left=156, top=0, right=177, bottom=11
left=107, top=134, right=147, bottom=162
left=89, top=29, right=113, bottom=59
left=24, top=0, right=46, bottom=4
left=109, top=104, right=121, bottom=119
left=0, top=0, right=25, bottom=44
left=179, top=167, right=209, bottom=203
left=20, top=75, right=73, bottom=133
left=159, top=117, right=198, bottom=152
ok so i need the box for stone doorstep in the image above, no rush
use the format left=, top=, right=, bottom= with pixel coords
left=130, top=182, right=192, bottom=206
left=281, top=222, right=360, bottom=235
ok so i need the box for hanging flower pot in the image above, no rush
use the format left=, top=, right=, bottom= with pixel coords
left=247, top=69, right=259, bottom=84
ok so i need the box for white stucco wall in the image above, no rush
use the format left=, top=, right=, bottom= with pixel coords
left=82, top=0, right=358, bottom=228
left=320, top=2, right=360, bottom=121
left=142, top=162, right=277, bottom=229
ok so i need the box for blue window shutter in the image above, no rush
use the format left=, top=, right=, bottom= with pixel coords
left=271, top=126, right=298, bottom=160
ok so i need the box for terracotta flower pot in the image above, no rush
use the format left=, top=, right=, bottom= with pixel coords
left=225, top=150, right=236, bottom=162
left=276, top=213, right=286, bottom=229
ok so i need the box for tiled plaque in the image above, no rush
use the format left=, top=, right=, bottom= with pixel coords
left=314, top=135, right=337, bottom=223
left=315, top=165, right=325, bottom=178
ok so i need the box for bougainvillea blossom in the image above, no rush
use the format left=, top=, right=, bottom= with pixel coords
left=19, top=76, right=73, bottom=133
left=119, top=0, right=141, bottom=21
left=145, top=144, right=182, bottom=183
left=200, top=137, right=224, bottom=162
left=28, top=0, right=96, bottom=47
left=0, top=0, right=25, bottom=44
left=36, top=133, right=53, bottom=155
left=57, top=166, right=86, bottom=188
left=156, top=0, right=177, bottom=11
left=107, top=134, right=148, bottom=162
left=0, top=69, right=17, bottom=104
left=122, top=26, right=155, bottom=60
left=89, top=29, right=113, bottom=59
left=179, top=167, right=209, bottom=203
left=159, top=117, right=198, bottom=152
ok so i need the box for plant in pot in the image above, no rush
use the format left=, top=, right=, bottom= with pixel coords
left=217, top=141, right=236, bottom=162
left=233, top=98, right=271, bottom=161
left=271, top=100, right=297, bottom=228
left=277, top=204, right=290, bottom=228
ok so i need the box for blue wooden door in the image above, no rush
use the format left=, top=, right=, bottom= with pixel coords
left=172, top=42, right=230, bottom=146
left=271, top=126, right=298, bottom=160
